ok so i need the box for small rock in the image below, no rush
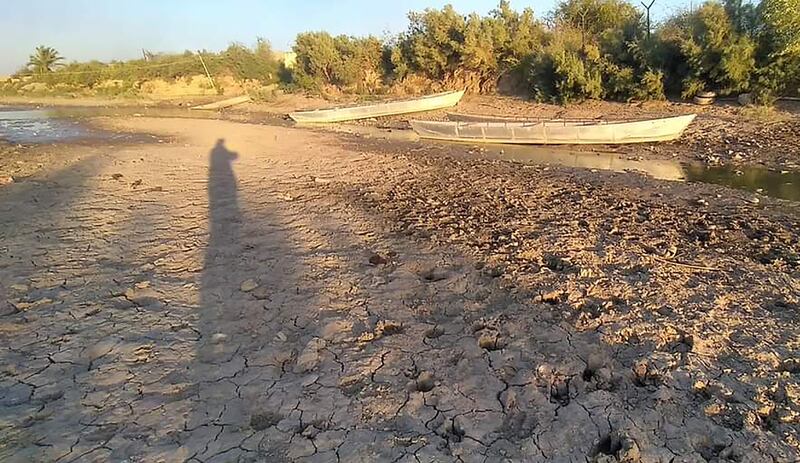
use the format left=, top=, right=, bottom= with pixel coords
left=478, top=332, right=505, bottom=351
left=419, top=267, right=448, bottom=282
left=301, top=424, right=321, bottom=439
left=240, top=279, right=258, bottom=292
left=424, top=325, right=445, bottom=338
left=780, top=358, right=800, bottom=373
left=210, top=333, right=228, bottom=344
left=737, top=93, right=752, bottom=106
left=111, top=173, right=124, bottom=180
left=301, top=374, right=320, bottom=387
left=250, top=411, right=282, bottom=431
left=294, top=338, right=326, bottom=373
left=108, top=296, right=134, bottom=310
left=368, top=253, right=388, bottom=265
left=376, top=320, right=403, bottom=336
left=550, top=378, right=570, bottom=406
left=414, top=371, right=436, bottom=392
left=0, top=176, right=14, bottom=185
left=251, top=286, right=270, bottom=300
left=123, top=287, right=161, bottom=307
left=540, top=290, right=563, bottom=304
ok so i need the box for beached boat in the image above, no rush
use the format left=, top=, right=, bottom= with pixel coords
left=289, top=90, right=465, bottom=123
left=410, top=114, right=696, bottom=144
left=191, top=95, right=252, bottom=110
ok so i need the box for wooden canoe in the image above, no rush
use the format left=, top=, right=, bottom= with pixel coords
left=289, top=90, right=465, bottom=124
left=191, top=95, right=251, bottom=110
left=410, top=114, right=697, bottom=145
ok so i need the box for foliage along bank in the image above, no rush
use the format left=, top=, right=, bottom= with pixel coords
left=4, top=0, right=799, bottom=104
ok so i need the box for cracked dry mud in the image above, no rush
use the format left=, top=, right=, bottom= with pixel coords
left=1, top=117, right=799, bottom=462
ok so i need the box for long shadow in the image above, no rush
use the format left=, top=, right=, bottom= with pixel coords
left=197, top=138, right=242, bottom=357
left=206, top=138, right=241, bottom=271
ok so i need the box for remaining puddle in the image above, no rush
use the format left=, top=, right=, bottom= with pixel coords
left=459, top=141, right=800, bottom=201
left=0, top=108, right=97, bottom=143
left=683, top=164, right=800, bottom=201
left=0, top=105, right=288, bottom=145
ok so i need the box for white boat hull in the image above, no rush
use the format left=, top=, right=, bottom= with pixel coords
left=410, top=114, right=697, bottom=145
left=290, top=90, right=465, bottom=123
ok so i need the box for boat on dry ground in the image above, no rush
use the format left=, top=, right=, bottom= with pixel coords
left=191, top=95, right=252, bottom=110
left=410, top=114, right=696, bottom=144
left=289, top=90, right=465, bottom=123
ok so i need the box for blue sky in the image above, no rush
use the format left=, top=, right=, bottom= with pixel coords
left=0, top=0, right=690, bottom=75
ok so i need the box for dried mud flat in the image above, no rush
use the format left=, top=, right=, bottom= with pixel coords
left=1, top=117, right=799, bottom=463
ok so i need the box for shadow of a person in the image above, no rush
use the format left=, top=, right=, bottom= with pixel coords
left=200, top=138, right=241, bottom=349
left=208, top=138, right=239, bottom=231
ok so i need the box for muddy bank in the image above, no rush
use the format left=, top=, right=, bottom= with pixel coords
left=361, top=96, right=800, bottom=170
left=0, top=117, right=798, bottom=462
left=5, top=93, right=800, bottom=170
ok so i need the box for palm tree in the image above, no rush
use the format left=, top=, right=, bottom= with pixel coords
left=27, top=46, right=64, bottom=74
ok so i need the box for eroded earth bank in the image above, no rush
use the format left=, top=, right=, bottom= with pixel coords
left=1, top=117, right=799, bottom=462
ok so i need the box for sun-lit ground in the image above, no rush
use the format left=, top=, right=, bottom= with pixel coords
left=0, top=117, right=798, bottom=462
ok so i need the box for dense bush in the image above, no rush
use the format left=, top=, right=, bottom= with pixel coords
left=655, top=3, right=756, bottom=98
left=528, top=27, right=603, bottom=102
left=525, top=0, right=665, bottom=103
left=291, top=32, right=384, bottom=92
left=752, top=0, right=800, bottom=100
left=389, top=1, right=545, bottom=92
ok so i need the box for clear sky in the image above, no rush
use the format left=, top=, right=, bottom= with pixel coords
left=0, top=0, right=690, bottom=75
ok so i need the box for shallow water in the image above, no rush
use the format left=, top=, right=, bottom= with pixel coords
left=0, top=108, right=94, bottom=143
left=1, top=105, right=797, bottom=201
left=466, top=142, right=800, bottom=201
left=0, top=105, right=287, bottom=144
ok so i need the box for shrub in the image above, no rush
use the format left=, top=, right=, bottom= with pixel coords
left=655, top=2, right=757, bottom=98
left=753, top=0, right=800, bottom=97
left=390, top=1, right=545, bottom=92
left=292, top=32, right=384, bottom=92
left=528, top=27, right=604, bottom=103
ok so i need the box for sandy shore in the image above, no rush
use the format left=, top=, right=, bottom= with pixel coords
left=0, top=117, right=798, bottom=462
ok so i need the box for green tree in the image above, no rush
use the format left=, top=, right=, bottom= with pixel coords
left=390, top=2, right=545, bottom=92
left=391, top=5, right=467, bottom=81
left=27, top=46, right=64, bottom=74
left=751, top=0, right=800, bottom=101
left=724, top=0, right=759, bottom=37
left=292, top=32, right=384, bottom=92
left=759, top=0, right=800, bottom=55
left=656, top=2, right=756, bottom=97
